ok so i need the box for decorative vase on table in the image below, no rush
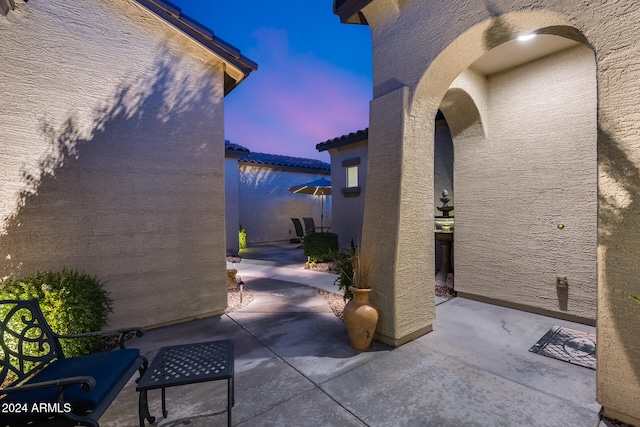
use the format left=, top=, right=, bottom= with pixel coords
left=344, top=286, right=379, bottom=351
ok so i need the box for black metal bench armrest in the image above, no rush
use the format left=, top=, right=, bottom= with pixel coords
left=56, top=327, right=145, bottom=349
left=2, top=375, right=96, bottom=395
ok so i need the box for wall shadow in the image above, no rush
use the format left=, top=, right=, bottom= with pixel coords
left=597, top=125, right=640, bottom=382
left=482, top=0, right=515, bottom=50
left=0, top=51, right=225, bottom=326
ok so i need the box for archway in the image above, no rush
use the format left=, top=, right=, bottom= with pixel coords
left=362, top=10, right=598, bottom=346
left=355, top=2, right=638, bottom=422
left=433, top=112, right=455, bottom=286
left=433, top=84, right=485, bottom=291
left=424, top=27, right=597, bottom=324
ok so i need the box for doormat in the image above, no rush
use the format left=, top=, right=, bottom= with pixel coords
left=529, top=326, right=596, bottom=370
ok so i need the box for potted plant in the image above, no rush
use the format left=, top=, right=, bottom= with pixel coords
left=335, top=245, right=379, bottom=351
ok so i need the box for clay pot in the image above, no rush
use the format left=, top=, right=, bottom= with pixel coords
left=343, top=287, right=379, bottom=351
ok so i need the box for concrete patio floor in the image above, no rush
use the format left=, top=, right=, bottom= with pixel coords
left=101, top=243, right=599, bottom=426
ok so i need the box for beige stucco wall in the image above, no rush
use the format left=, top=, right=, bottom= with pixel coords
left=328, top=141, right=368, bottom=250
left=238, top=166, right=331, bottom=244
left=453, top=45, right=597, bottom=321
left=0, top=0, right=228, bottom=328
left=364, top=85, right=435, bottom=346
left=360, top=0, right=640, bottom=421
left=225, top=156, right=241, bottom=254
left=325, top=128, right=452, bottom=265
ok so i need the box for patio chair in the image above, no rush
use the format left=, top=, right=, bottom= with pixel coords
left=291, top=218, right=305, bottom=246
left=303, top=217, right=317, bottom=234
left=0, top=298, right=146, bottom=427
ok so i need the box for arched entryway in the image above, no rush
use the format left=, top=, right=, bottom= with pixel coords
left=347, top=1, right=640, bottom=422
left=430, top=31, right=597, bottom=324
left=433, top=112, right=455, bottom=285
left=363, top=9, right=598, bottom=344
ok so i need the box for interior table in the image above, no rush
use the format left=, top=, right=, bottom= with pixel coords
left=136, top=339, right=234, bottom=427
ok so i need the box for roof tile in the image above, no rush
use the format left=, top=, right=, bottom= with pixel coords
left=316, top=128, right=368, bottom=152
left=239, top=152, right=330, bottom=173
left=225, top=140, right=250, bottom=155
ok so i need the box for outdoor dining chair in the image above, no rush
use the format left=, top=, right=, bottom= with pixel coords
left=291, top=218, right=305, bottom=246
left=303, top=217, right=317, bottom=234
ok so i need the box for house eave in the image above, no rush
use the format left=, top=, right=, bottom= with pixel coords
left=238, top=160, right=330, bottom=175
left=333, top=0, right=372, bottom=24
left=132, top=0, right=258, bottom=95
left=225, top=140, right=251, bottom=158
left=225, top=148, right=249, bottom=158
left=316, top=129, right=368, bottom=152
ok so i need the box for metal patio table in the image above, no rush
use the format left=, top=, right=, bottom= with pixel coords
left=136, top=339, right=235, bottom=427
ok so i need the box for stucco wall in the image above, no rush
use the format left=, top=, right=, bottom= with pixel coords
left=225, top=157, right=241, bottom=253
left=364, top=85, right=435, bottom=346
left=360, top=0, right=640, bottom=422
left=328, top=141, right=368, bottom=250
left=0, top=0, right=228, bottom=328
left=238, top=166, right=331, bottom=244
left=327, top=130, right=452, bottom=260
left=454, top=45, right=597, bottom=321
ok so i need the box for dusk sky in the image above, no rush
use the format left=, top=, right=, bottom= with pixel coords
left=169, top=1, right=372, bottom=162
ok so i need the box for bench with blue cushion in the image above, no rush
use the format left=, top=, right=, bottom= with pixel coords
left=0, top=298, right=147, bottom=426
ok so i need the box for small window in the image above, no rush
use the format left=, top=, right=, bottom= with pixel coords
left=346, top=166, right=358, bottom=188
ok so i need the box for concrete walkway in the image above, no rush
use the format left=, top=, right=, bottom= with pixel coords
left=227, top=242, right=339, bottom=294
left=101, top=243, right=598, bottom=426
left=230, top=242, right=448, bottom=305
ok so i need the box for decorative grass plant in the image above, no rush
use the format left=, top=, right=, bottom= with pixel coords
left=334, top=245, right=372, bottom=301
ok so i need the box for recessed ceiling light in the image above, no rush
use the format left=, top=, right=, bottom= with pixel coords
left=517, top=33, right=536, bottom=42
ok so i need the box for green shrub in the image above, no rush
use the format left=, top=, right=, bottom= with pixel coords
left=0, top=268, right=113, bottom=357
left=239, top=225, right=247, bottom=250
left=303, top=232, right=338, bottom=263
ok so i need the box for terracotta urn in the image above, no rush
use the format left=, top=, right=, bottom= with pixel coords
left=343, top=287, right=379, bottom=351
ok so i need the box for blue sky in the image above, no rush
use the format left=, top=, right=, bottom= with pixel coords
left=169, top=1, right=372, bottom=161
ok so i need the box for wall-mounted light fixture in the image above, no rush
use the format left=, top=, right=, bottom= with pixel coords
left=556, top=276, right=568, bottom=288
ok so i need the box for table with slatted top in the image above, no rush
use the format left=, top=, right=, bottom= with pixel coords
left=136, top=339, right=234, bottom=427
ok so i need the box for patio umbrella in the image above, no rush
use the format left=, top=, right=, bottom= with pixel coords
left=287, top=178, right=331, bottom=229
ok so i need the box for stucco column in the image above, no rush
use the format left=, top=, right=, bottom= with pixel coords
left=362, top=86, right=435, bottom=346
left=596, top=56, right=640, bottom=427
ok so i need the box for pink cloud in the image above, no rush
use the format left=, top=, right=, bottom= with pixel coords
left=224, top=28, right=371, bottom=161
